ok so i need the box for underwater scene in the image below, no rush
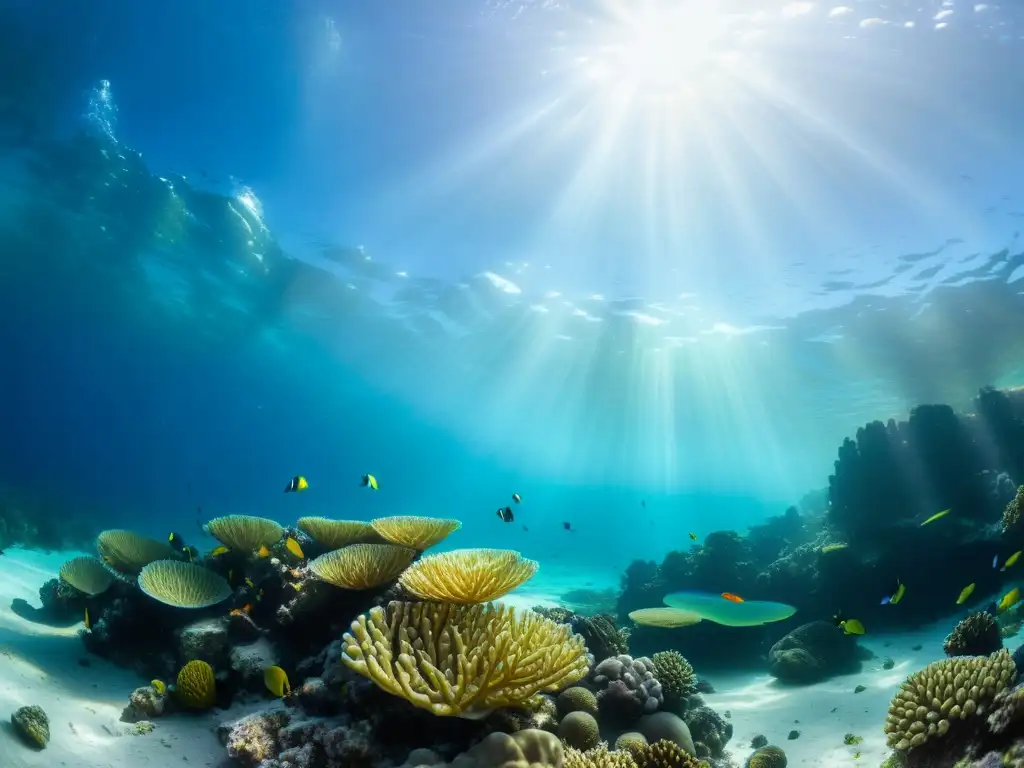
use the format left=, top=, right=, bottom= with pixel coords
left=3, top=1, right=1024, bottom=767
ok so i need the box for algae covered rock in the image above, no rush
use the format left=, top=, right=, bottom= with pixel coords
left=121, top=684, right=166, bottom=722
left=768, top=620, right=865, bottom=684
left=11, top=704, right=49, bottom=748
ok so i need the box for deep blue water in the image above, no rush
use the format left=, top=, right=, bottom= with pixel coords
left=3, top=0, right=1024, bottom=581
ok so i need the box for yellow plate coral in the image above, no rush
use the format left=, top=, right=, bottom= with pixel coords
left=308, top=543, right=415, bottom=589
left=370, top=515, right=461, bottom=551
left=397, top=548, right=539, bottom=604
left=296, top=517, right=376, bottom=548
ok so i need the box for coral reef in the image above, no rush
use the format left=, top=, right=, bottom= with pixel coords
left=369, top=515, right=462, bottom=550
left=558, top=711, right=601, bottom=751
left=745, top=745, right=786, bottom=768
left=682, top=706, right=732, bottom=758
left=176, top=659, right=217, bottom=709
left=945, top=612, right=1003, bottom=658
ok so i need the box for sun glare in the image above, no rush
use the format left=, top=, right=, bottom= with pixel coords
left=583, top=4, right=730, bottom=102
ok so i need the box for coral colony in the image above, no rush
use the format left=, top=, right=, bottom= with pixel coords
left=9, top=385, right=1024, bottom=766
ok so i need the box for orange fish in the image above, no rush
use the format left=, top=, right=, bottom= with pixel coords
left=242, top=603, right=252, bottom=614
left=721, top=592, right=744, bottom=603
left=257, top=545, right=271, bottom=558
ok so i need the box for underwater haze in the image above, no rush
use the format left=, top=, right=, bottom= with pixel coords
left=2, top=0, right=1024, bottom=579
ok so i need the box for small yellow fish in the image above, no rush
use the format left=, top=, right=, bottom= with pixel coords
left=257, top=545, right=271, bottom=558
left=284, top=537, right=304, bottom=559
left=1002, top=551, right=1022, bottom=572
left=289, top=582, right=302, bottom=592
left=361, top=473, right=378, bottom=491
left=956, top=583, right=976, bottom=605
left=840, top=619, right=866, bottom=635
left=264, top=665, right=291, bottom=697
left=245, top=577, right=255, bottom=589
left=821, top=543, right=848, bottom=554
left=920, top=508, right=951, bottom=526
left=998, top=587, right=1021, bottom=613
left=688, top=532, right=698, bottom=541
left=886, top=581, right=906, bottom=606
left=84, top=607, right=91, bottom=630
left=211, top=546, right=230, bottom=557
left=151, top=679, right=166, bottom=695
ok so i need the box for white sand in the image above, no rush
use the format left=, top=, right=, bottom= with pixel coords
left=706, top=626, right=968, bottom=767
left=0, top=548, right=226, bottom=767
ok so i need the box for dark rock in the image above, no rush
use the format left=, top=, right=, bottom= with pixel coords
left=768, top=621, right=864, bottom=684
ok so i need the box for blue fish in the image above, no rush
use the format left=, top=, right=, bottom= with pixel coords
left=993, top=555, right=1000, bottom=569
left=880, top=595, right=891, bottom=605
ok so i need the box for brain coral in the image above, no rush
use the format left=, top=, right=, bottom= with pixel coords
left=745, top=745, right=786, bottom=768
left=296, top=517, right=375, bottom=548
left=138, top=560, right=232, bottom=608
left=556, top=686, right=599, bottom=718
left=309, top=543, right=415, bottom=589
left=96, top=530, right=175, bottom=572
left=11, top=705, right=49, bottom=748
left=943, top=612, right=1002, bottom=658
left=614, top=732, right=648, bottom=761
left=59, top=556, right=115, bottom=596
left=176, top=660, right=217, bottom=709
left=370, top=515, right=461, bottom=550
left=342, top=601, right=589, bottom=717
left=398, top=548, right=539, bottom=604
left=558, top=711, right=601, bottom=751
left=651, top=651, right=696, bottom=702
left=884, top=649, right=1015, bottom=751
left=205, top=515, right=283, bottom=552
left=449, top=729, right=563, bottom=768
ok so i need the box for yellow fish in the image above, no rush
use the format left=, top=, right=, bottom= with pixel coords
left=289, top=582, right=302, bottom=592
left=211, top=546, right=230, bottom=557
left=257, top=545, right=271, bottom=558
left=1001, top=551, right=1022, bottom=572
left=245, top=577, right=255, bottom=589
left=688, top=532, right=698, bottom=541
left=998, top=587, right=1021, bottom=613
left=84, top=607, right=90, bottom=630
left=956, top=583, right=975, bottom=605
left=284, top=475, right=309, bottom=493
left=264, top=665, right=291, bottom=697
left=821, top=543, right=848, bottom=554
left=839, top=619, right=866, bottom=636
left=284, top=537, right=304, bottom=559
left=151, top=679, right=166, bottom=696
left=920, top=508, right=951, bottom=526
left=361, top=473, right=378, bottom=491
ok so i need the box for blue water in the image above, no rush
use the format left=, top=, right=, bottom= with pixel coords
left=3, top=0, right=1024, bottom=586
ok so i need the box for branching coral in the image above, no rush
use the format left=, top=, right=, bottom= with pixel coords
left=341, top=601, right=589, bottom=717
left=137, top=560, right=232, bottom=608
left=205, top=515, right=283, bottom=552
left=943, top=612, right=1002, bottom=658
left=651, top=651, right=696, bottom=702
left=370, top=515, right=462, bottom=551
left=398, top=548, right=539, bottom=604
left=296, top=517, right=375, bottom=548
left=564, top=744, right=638, bottom=768
left=309, top=543, right=415, bottom=589
left=59, top=555, right=114, bottom=596
left=884, top=649, right=1015, bottom=751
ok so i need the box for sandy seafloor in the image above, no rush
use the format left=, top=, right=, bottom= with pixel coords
left=0, top=547, right=1001, bottom=768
